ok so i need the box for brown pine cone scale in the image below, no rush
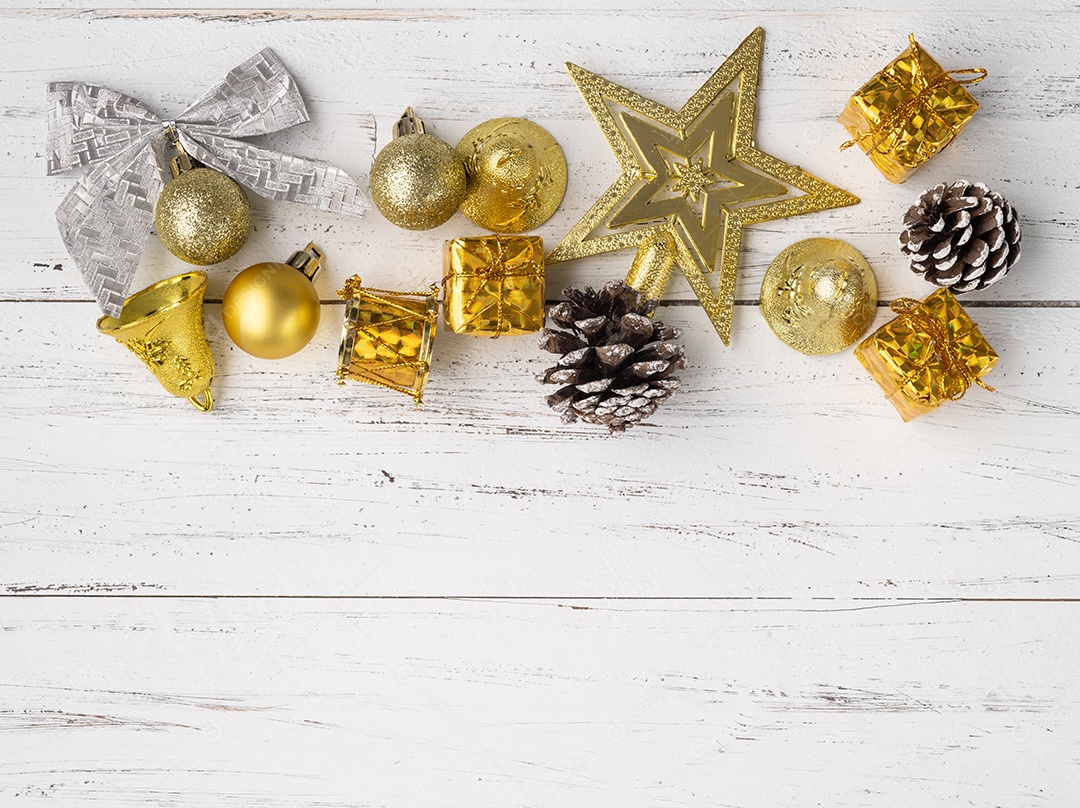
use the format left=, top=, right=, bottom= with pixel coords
left=537, top=281, right=686, bottom=432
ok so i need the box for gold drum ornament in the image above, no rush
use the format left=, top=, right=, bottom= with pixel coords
left=336, top=276, right=439, bottom=405
left=97, top=271, right=215, bottom=411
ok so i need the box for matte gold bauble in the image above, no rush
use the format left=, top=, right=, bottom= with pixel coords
left=760, top=238, right=878, bottom=356
left=370, top=108, right=466, bottom=231
left=222, top=243, right=324, bottom=360
left=155, top=167, right=252, bottom=265
left=456, top=117, right=567, bottom=233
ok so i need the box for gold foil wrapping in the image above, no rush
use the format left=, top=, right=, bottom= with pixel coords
left=838, top=35, right=984, bottom=184
left=854, top=288, right=997, bottom=421
left=336, top=277, right=439, bottom=405
left=443, top=235, right=545, bottom=336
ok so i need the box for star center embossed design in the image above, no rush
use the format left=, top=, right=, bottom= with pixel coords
left=669, top=158, right=719, bottom=204
left=546, top=27, right=859, bottom=344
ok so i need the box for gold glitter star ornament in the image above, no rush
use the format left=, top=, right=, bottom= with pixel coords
left=547, top=27, right=860, bottom=344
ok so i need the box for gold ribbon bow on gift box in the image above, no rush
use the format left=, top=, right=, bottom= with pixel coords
left=855, top=289, right=997, bottom=421
left=442, top=236, right=545, bottom=336
left=839, top=35, right=987, bottom=183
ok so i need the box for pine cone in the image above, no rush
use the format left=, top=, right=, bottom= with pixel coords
left=537, top=280, right=686, bottom=432
left=900, top=181, right=1022, bottom=293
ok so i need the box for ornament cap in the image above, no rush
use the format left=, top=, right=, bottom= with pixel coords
left=393, top=107, right=427, bottom=138
left=626, top=231, right=678, bottom=309
left=286, top=243, right=324, bottom=281
left=162, top=123, right=195, bottom=178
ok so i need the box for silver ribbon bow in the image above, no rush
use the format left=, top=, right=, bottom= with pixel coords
left=46, top=48, right=368, bottom=317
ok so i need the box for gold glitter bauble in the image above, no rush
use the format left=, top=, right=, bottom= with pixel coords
left=222, top=258, right=321, bottom=360
left=760, top=238, right=878, bottom=356
left=456, top=117, right=567, bottom=233
left=154, top=167, right=252, bottom=265
left=370, top=132, right=466, bottom=231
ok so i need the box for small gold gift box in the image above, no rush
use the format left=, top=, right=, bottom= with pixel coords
left=336, top=276, right=439, bottom=405
left=838, top=35, right=985, bottom=183
left=855, top=289, right=997, bottom=422
left=443, top=235, right=545, bottom=336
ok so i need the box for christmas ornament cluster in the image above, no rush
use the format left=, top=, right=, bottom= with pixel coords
left=48, top=29, right=1023, bottom=429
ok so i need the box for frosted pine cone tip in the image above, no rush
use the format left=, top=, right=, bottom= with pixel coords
left=899, top=180, right=1022, bottom=293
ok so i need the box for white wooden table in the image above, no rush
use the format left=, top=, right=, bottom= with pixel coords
left=2, top=2, right=1078, bottom=805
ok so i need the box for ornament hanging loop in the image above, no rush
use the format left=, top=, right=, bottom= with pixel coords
left=188, top=389, right=214, bottom=412
left=393, top=107, right=427, bottom=138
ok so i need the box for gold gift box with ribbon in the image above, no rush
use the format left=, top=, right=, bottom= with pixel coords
left=855, top=288, right=997, bottom=421
left=839, top=35, right=985, bottom=184
left=443, top=235, right=545, bottom=336
left=336, top=276, right=439, bottom=405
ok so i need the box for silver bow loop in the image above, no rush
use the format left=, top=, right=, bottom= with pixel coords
left=175, top=49, right=310, bottom=139
left=47, top=83, right=160, bottom=176
left=181, top=133, right=368, bottom=218
left=47, top=48, right=368, bottom=317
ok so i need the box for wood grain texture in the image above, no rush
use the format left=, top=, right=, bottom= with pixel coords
left=1, top=302, right=1078, bottom=596
left=0, top=599, right=1077, bottom=807
left=2, top=3, right=1079, bottom=806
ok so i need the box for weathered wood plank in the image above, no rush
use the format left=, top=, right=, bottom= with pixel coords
left=3, top=4, right=1080, bottom=806
left=0, top=598, right=1076, bottom=807
left=2, top=302, right=1077, bottom=597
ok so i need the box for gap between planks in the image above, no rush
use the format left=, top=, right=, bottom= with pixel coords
left=2, top=593, right=1079, bottom=602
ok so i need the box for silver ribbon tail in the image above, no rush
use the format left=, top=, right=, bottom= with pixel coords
left=47, top=48, right=368, bottom=318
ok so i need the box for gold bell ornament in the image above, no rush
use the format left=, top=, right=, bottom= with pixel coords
left=456, top=117, right=567, bottom=232
left=97, top=271, right=215, bottom=412
left=222, top=243, right=324, bottom=360
left=370, top=108, right=467, bottom=231
left=759, top=238, right=878, bottom=356
left=154, top=127, right=253, bottom=265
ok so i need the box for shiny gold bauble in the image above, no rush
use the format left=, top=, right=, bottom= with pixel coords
left=154, top=167, right=252, bottom=265
left=370, top=133, right=466, bottom=231
left=222, top=261, right=321, bottom=359
left=760, top=238, right=878, bottom=355
left=456, top=117, right=567, bottom=232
